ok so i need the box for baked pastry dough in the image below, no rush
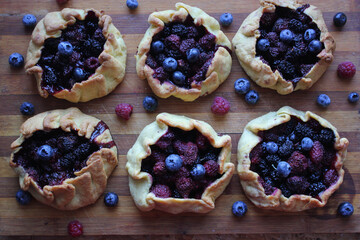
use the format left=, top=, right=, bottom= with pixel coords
left=25, top=8, right=127, bottom=102
left=126, top=113, right=234, bottom=214
left=9, top=108, right=118, bottom=210
left=136, top=2, right=232, bottom=101
left=232, top=0, right=335, bottom=95
left=237, top=106, right=349, bottom=211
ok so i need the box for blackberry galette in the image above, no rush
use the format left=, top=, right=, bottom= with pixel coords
left=126, top=113, right=234, bottom=213
left=237, top=106, right=349, bottom=211
left=9, top=108, right=118, bottom=210
left=136, top=3, right=232, bottom=101
left=25, top=8, right=127, bottom=102
left=232, top=0, right=335, bottom=95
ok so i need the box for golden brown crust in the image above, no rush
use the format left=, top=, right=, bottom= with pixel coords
left=126, top=113, right=234, bottom=214
left=9, top=108, right=118, bottom=210
left=136, top=2, right=232, bottom=102
left=237, top=106, right=349, bottom=211
left=232, top=0, right=335, bottom=95
left=25, top=8, right=127, bottom=102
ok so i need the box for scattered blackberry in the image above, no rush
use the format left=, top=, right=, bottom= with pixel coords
left=308, top=182, right=326, bottom=197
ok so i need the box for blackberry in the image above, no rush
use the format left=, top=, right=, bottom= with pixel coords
left=172, top=189, right=182, bottom=198
left=155, top=53, right=166, bottom=64
left=300, top=64, right=313, bottom=76
left=145, top=55, right=158, bottom=69
left=43, top=66, right=58, bottom=85
left=286, top=176, right=310, bottom=194
left=308, top=171, right=322, bottom=183
left=74, top=143, right=92, bottom=159
left=165, top=48, right=182, bottom=60
left=273, top=18, right=288, bottom=33
left=279, top=184, right=292, bottom=198
left=260, top=12, right=277, bottom=28
left=308, top=182, right=326, bottom=197
left=258, top=160, right=270, bottom=177
left=269, top=47, right=280, bottom=58
left=60, top=153, right=76, bottom=169
left=276, top=60, right=296, bottom=80
left=265, top=155, right=281, bottom=165
left=270, top=171, right=281, bottom=184
left=171, top=24, right=188, bottom=38
left=200, top=152, right=218, bottom=162
left=295, top=122, right=314, bottom=139
left=83, top=39, right=102, bottom=57
left=288, top=19, right=304, bottom=32
left=278, top=139, right=294, bottom=158
left=266, top=32, right=279, bottom=45
left=317, top=128, right=335, bottom=147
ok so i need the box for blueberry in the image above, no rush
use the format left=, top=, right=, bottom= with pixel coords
left=126, top=0, right=138, bottom=9
left=143, top=96, right=158, bottom=112
left=337, top=202, right=354, bottom=216
left=186, top=48, right=200, bottom=63
left=73, top=68, right=86, bottom=81
left=172, top=71, right=186, bottom=86
left=266, top=142, right=278, bottom=154
left=308, top=40, right=323, bottom=54
left=277, top=161, right=291, bottom=178
left=163, top=57, right=178, bottom=72
left=190, top=164, right=206, bottom=180
left=333, top=12, right=347, bottom=27
left=301, top=137, right=313, bottom=151
left=16, top=190, right=32, bottom=205
left=219, top=13, right=233, bottom=27
left=304, top=29, right=316, bottom=42
left=234, top=78, right=250, bottom=95
left=232, top=201, right=247, bottom=217
left=280, top=29, right=294, bottom=43
left=22, top=14, right=37, bottom=27
left=104, top=192, right=119, bottom=207
left=36, top=145, right=54, bottom=162
left=20, top=102, right=35, bottom=115
left=151, top=41, right=164, bottom=54
left=317, top=94, right=331, bottom=107
left=245, top=90, right=259, bottom=105
left=348, top=92, right=359, bottom=103
left=257, top=39, right=270, bottom=52
left=8, top=53, right=24, bottom=68
left=58, top=41, right=73, bottom=56
left=165, top=154, right=183, bottom=172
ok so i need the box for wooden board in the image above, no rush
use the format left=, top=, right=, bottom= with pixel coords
left=0, top=0, right=359, bottom=236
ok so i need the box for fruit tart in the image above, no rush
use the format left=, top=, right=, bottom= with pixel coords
left=126, top=113, right=234, bottom=214
left=232, top=0, right=335, bottom=95
left=136, top=2, right=232, bottom=102
left=9, top=108, right=118, bottom=210
left=237, top=106, right=349, bottom=211
left=25, top=8, right=127, bottom=102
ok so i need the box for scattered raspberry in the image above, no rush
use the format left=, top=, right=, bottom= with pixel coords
left=324, top=169, right=338, bottom=187
left=286, top=176, right=310, bottom=194
left=309, top=141, right=324, bottom=165
left=115, top=103, right=133, bottom=120
left=151, top=184, right=171, bottom=198
left=153, top=162, right=167, bottom=176
left=211, top=97, right=230, bottom=115
left=204, top=160, right=219, bottom=177
left=337, top=61, right=356, bottom=79
left=68, top=220, right=83, bottom=237
left=175, top=177, right=194, bottom=198
left=287, top=151, right=308, bottom=174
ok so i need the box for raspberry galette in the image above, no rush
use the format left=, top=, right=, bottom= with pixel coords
left=237, top=106, right=349, bottom=211
left=25, top=8, right=127, bottom=102
left=136, top=3, right=232, bottom=101
left=126, top=113, right=234, bottom=214
left=9, top=108, right=118, bottom=210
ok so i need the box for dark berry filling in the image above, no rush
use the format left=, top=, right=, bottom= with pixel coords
left=13, top=121, right=115, bottom=188
left=257, top=5, right=324, bottom=85
left=141, top=127, right=222, bottom=199
left=37, top=11, right=106, bottom=95
left=250, top=116, right=338, bottom=198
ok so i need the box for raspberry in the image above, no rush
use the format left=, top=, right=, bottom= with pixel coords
left=199, top=34, right=216, bottom=50
left=164, top=34, right=181, bottom=50
left=195, top=133, right=209, bottom=151
left=258, top=177, right=276, bottom=195
left=204, top=160, right=219, bottom=177
left=155, top=131, right=175, bottom=150
left=309, top=141, right=324, bottom=165
left=322, top=149, right=336, bottom=167
left=115, top=103, right=133, bottom=120
left=151, top=149, right=167, bottom=162
left=288, top=19, right=304, bottom=32
left=286, top=176, right=309, bottom=194
left=211, top=97, right=230, bottom=115
left=151, top=184, right=171, bottom=198
left=337, top=61, right=356, bottom=79
left=173, top=141, right=198, bottom=166
left=84, top=57, right=100, bottom=71
left=175, top=177, right=194, bottom=198
left=287, top=151, right=308, bottom=174
left=145, top=55, right=158, bottom=69
left=179, top=39, right=196, bottom=55
left=260, top=13, right=277, bottom=28
left=153, top=162, right=167, bottom=176
left=175, top=166, right=191, bottom=179
left=187, top=26, right=198, bottom=39
left=324, top=169, right=338, bottom=187
left=250, top=143, right=263, bottom=165
left=266, top=32, right=279, bottom=45
left=68, top=220, right=83, bottom=237
left=152, top=67, right=169, bottom=82
left=272, top=18, right=288, bottom=33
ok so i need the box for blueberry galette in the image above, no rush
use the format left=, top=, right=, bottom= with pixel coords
left=232, top=0, right=335, bottom=95
left=25, top=8, right=127, bottom=102
left=136, top=3, right=232, bottom=101
left=9, top=108, right=118, bottom=210
left=126, top=113, right=234, bottom=213
left=237, top=106, right=349, bottom=211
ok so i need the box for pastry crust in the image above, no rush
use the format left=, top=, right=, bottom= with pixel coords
left=232, top=0, right=335, bottom=95
left=25, top=8, right=127, bottom=102
left=136, top=2, right=232, bottom=102
left=237, top=106, right=349, bottom=211
left=9, top=108, right=118, bottom=210
left=126, top=113, right=234, bottom=214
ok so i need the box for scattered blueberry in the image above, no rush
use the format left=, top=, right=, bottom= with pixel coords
left=277, top=161, right=292, bottom=178
left=304, top=29, right=316, bottom=42
left=172, top=71, right=186, bottom=86
left=163, top=57, right=178, bottom=72
left=257, top=39, right=270, bottom=52
left=20, top=102, right=35, bottom=115
left=190, top=164, right=206, bottom=180
left=232, top=201, right=247, bottom=217
left=151, top=40, right=164, bottom=54
left=333, top=12, right=347, bottom=27
left=8, top=53, right=24, bottom=68
left=308, top=40, right=322, bottom=54
left=317, top=94, right=331, bottom=107
left=16, top=189, right=32, bottom=205
left=104, top=192, right=119, bottom=207
left=280, top=29, right=294, bottom=43
left=245, top=90, right=259, bottom=105
left=266, top=142, right=278, bottom=154
left=22, top=14, right=37, bottom=27
left=301, top=137, right=314, bottom=151
left=143, top=96, right=158, bottom=112
left=73, top=68, right=86, bottom=80
left=126, top=0, right=138, bottom=9
left=219, top=13, right=233, bottom=27
left=186, top=48, right=200, bottom=63
left=36, top=145, right=54, bottom=162
left=348, top=92, right=359, bottom=103
left=337, top=202, right=354, bottom=216
left=234, top=78, right=250, bottom=95
left=165, top=154, right=183, bottom=172
left=58, top=41, right=73, bottom=56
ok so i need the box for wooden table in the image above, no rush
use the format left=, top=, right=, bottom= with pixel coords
left=0, top=0, right=359, bottom=237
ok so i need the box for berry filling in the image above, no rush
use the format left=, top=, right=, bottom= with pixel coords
left=256, top=5, right=324, bottom=85
left=249, top=116, right=338, bottom=198
left=37, top=11, right=106, bottom=94
left=141, top=127, right=222, bottom=199
left=146, top=15, right=231, bottom=89
left=13, top=121, right=115, bottom=188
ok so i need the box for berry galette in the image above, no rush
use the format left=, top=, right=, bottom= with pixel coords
left=25, top=8, right=127, bottom=102
left=126, top=113, right=234, bottom=213
left=237, top=106, right=349, bottom=211
left=9, top=108, right=118, bottom=210
left=136, top=3, right=232, bottom=101
left=232, top=0, right=335, bottom=95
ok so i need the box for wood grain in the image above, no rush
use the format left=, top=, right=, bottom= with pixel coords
left=0, top=0, right=359, bottom=236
